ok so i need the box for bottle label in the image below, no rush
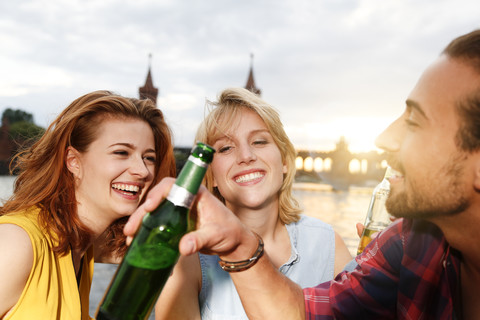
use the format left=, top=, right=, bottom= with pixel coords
left=167, top=184, right=195, bottom=208
left=188, top=155, right=209, bottom=168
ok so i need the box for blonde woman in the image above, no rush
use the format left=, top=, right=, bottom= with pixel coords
left=155, top=88, right=351, bottom=319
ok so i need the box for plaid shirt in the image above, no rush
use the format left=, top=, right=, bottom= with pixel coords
left=304, top=219, right=462, bottom=319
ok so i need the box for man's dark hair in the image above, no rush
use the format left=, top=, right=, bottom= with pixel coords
left=443, top=30, right=480, bottom=152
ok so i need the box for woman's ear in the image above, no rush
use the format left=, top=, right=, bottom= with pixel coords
left=66, top=146, right=81, bottom=178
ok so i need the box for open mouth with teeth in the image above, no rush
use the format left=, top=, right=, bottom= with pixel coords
left=112, top=183, right=141, bottom=195
left=234, top=171, right=265, bottom=183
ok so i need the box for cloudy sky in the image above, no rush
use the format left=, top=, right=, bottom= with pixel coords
left=1, top=0, right=479, bottom=152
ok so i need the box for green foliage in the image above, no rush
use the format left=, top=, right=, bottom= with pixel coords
left=174, top=148, right=190, bottom=173
left=1, top=108, right=45, bottom=142
left=2, top=108, right=34, bottom=124
left=9, top=121, right=45, bottom=141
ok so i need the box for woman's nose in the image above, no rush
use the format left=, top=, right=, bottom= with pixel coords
left=236, top=144, right=256, bottom=164
left=130, top=156, right=150, bottom=178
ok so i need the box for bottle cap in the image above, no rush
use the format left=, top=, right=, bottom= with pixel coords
left=191, top=142, right=215, bottom=164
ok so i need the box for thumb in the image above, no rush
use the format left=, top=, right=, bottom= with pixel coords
left=356, top=223, right=365, bottom=238
left=179, top=232, right=199, bottom=256
left=178, top=227, right=219, bottom=256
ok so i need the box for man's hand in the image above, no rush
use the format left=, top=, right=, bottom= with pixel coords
left=125, top=177, right=306, bottom=320
left=356, top=223, right=365, bottom=238
left=124, top=177, right=174, bottom=245
left=124, top=177, right=258, bottom=261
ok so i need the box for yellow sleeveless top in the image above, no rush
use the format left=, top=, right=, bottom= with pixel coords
left=0, top=207, right=94, bottom=320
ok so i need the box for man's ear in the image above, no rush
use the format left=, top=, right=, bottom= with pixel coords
left=65, top=146, right=81, bottom=178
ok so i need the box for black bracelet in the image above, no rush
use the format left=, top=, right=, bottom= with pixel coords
left=218, top=232, right=264, bottom=273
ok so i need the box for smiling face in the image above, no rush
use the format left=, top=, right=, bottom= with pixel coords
left=375, top=56, right=479, bottom=219
left=210, top=108, right=287, bottom=212
left=67, top=117, right=156, bottom=226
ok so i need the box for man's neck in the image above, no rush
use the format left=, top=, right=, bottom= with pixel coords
left=428, top=210, right=480, bottom=318
left=461, top=260, right=480, bottom=319
left=429, top=209, right=480, bottom=268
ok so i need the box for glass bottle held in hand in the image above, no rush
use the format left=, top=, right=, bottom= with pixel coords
left=96, top=142, right=215, bottom=320
left=356, top=166, right=393, bottom=255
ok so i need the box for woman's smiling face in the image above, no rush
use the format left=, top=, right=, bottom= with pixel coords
left=211, top=108, right=287, bottom=211
left=68, top=117, right=156, bottom=224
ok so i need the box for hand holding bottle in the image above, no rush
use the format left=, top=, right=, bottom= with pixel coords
left=97, top=142, right=215, bottom=320
left=355, top=219, right=395, bottom=240
left=124, top=177, right=259, bottom=265
left=356, top=166, right=394, bottom=255
left=123, top=171, right=302, bottom=320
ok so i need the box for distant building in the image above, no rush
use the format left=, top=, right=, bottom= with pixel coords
left=244, top=53, right=261, bottom=96
left=139, top=54, right=159, bottom=105
left=0, top=118, right=12, bottom=174
left=0, top=117, right=20, bottom=175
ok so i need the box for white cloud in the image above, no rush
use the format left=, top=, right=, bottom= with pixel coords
left=1, top=0, right=479, bottom=150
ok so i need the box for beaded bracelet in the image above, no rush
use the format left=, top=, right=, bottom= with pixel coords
left=218, top=232, right=264, bottom=273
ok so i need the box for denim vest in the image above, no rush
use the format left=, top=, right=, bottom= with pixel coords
left=199, top=215, right=336, bottom=320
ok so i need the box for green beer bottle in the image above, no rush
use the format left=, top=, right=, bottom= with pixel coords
left=96, top=142, right=215, bottom=320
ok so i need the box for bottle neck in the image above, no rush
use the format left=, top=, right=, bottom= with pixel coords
left=167, top=184, right=196, bottom=208
left=167, top=155, right=209, bottom=208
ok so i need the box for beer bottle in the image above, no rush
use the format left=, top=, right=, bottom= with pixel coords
left=356, top=166, right=393, bottom=255
left=96, top=142, right=215, bottom=320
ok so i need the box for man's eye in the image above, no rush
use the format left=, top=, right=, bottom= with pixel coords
left=405, top=119, right=419, bottom=128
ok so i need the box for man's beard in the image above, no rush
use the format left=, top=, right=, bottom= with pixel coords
left=386, top=155, right=469, bottom=219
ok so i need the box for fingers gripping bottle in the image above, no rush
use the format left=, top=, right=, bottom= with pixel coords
left=96, top=142, right=215, bottom=320
left=356, top=166, right=393, bottom=255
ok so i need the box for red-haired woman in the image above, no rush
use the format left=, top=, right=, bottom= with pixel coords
left=0, top=91, right=176, bottom=320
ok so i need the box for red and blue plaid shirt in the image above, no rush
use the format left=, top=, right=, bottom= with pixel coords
left=304, top=219, right=462, bottom=319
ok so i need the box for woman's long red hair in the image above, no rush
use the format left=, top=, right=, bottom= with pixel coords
left=0, top=91, right=176, bottom=256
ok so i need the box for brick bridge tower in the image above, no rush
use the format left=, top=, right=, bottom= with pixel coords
left=139, top=53, right=159, bottom=105
left=244, top=53, right=261, bottom=96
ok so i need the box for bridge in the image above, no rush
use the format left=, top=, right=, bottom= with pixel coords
left=175, top=137, right=388, bottom=191
left=294, top=137, right=387, bottom=190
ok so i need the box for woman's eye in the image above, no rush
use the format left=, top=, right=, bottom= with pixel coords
left=144, top=155, right=156, bottom=163
left=218, top=146, right=232, bottom=153
left=253, top=139, right=268, bottom=146
left=114, top=150, right=129, bottom=156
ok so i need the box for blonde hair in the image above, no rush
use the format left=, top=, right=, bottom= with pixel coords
left=195, top=87, right=301, bottom=224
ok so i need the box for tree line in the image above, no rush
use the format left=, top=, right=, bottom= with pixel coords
left=2, top=108, right=44, bottom=141
left=0, top=108, right=44, bottom=175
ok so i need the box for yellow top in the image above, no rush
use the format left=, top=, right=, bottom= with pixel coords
left=0, top=207, right=94, bottom=320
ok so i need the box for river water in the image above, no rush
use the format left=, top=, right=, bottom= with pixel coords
left=0, top=175, right=373, bottom=318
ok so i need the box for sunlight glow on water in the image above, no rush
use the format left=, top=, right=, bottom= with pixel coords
left=293, top=183, right=372, bottom=256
